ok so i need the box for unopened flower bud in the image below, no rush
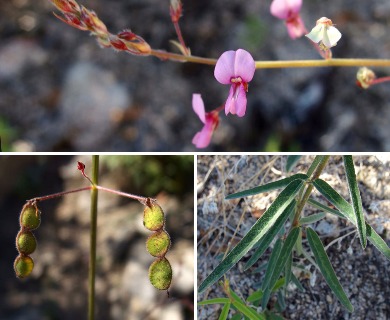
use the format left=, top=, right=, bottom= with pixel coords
left=356, top=67, right=376, bottom=89
left=170, top=0, right=182, bottom=23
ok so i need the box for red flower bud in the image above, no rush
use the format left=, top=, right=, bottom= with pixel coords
left=110, top=38, right=128, bottom=51
left=170, top=0, right=182, bottom=23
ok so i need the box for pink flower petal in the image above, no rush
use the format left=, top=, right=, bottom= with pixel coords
left=225, top=85, right=235, bottom=116
left=192, top=120, right=214, bottom=148
left=270, top=0, right=302, bottom=20
left=234, top=49, right=255, bottom=83
left=225, top=84, right=247, bottom=117
left=214, top=50, right=236, bottom=84
left=235, top=84, right=247, bottom=117
left=286, top=15, right=306, bottom=39
left=192, top=93, right=206, bottom=124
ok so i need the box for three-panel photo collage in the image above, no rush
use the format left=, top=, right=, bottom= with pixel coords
left=1, top=1, right=389, bottom=319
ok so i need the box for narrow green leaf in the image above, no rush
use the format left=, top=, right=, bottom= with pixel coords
left=198, top=180, right=304, bottom=293
left=299, top=212, right=326, bottom=225
left=272, top=277, right=285, bottom=292
left=219, top=302, right=231, bottom=320
left=247, top=290, right=264, bottom=303
left=313, top=179, right=390, bottom=260
left=286, top=156, right=301, bottom=172
left=230, top=314, right=242, bottom=320
left=343, top=156, right=367, bottom=248
left=261, top=287, right=271, bottom=310
left=290, top=273, right=305, bottom=292
left=261, top=239, right=283, bottom=291
left=230, top=289, right=265, bottom=320
left=225, top=174, right=308, bottom=200
left=306, top=156, right=325, bottom=177
left=262, top=228, right=300, bottom=291
left=261, top=228, right=301, bottom=310
left=276, top=290, right=286, bottom=311
left=306, top=227, right=354, bottom=312
left=198, top=298, right=230, bottom=305
left=246, top=278, right=286, bottom=303
left=244, top=201, right=296, bottom=270
left=284, top=252, right=292, bottom=295
left=307, top=198, right=345, bottom=219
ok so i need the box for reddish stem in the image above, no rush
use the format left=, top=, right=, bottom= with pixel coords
left=28, top=186, right=92, bottom=203
left=173, top=21, right=190, bottom=55
left=95, top=185, right=152, bottom=205
left=27, top=185, right=152, bottom=206
left=371, top=76, right=390, bottom=85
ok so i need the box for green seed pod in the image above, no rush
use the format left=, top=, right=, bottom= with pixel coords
left=146, top=230, right=171, bottom=257
left=149, top=257, right=172, bottom=290
left=143, top=203, right=164, bottom=231
left=20, top=204, right=41, bottom=230
left=16, top=230, right=37, bottom=255
left=14, top=255, right=34, bottom=278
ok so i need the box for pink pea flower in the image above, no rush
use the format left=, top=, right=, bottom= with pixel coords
left=192, top=94, right=219, bottom=148
left=270, top=0, right=307, bottom=39
left=214, top=49, right=255, bottom=117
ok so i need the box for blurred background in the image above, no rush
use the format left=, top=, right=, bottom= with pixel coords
left=0, top=0, right=390, bottom=151
left=0, top=155, right=194, bottom=320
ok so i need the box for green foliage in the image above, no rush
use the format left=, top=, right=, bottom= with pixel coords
left=239, top=15, right=266, bottom=52
left=101, top=155, right=193, bottom=196
left=0, top=117, right=17, bottom=152
left=198, top=179, right=304, bottom=293
left=343, top=156, right=367, bottom=248
left=199, top=155, right=390, bottom=318
left=306, top=227, right=354, bottom=312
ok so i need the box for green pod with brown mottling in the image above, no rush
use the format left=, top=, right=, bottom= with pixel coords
left=20, top=204, right=41, bottom=230
left=14, top=255, right=34, bottom=278
left=146, top=230, right=171, bottom=257
left=149, top=257, right=172, bottom=290
left=16, top=230, right=37, bottom=255
left=143, top=203, right=164, bottom=231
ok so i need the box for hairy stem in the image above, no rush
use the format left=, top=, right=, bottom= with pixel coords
left=292, top=156, right=330, bottom=227
left=88, top=155, right=99, bottom=320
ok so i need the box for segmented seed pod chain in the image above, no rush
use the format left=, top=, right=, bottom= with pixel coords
left=14, top=202, right=41, bottom=278
left=143, top=198, right=173, bottom=292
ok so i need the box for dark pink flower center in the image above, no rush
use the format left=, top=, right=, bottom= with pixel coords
left=230, top=76, right=248, bottom=99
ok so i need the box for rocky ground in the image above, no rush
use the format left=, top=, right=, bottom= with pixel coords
left=0, top=155, right=194, bottom=320
left=197, top=155, right=390, bottom=319
left=1, top=0, right=390, bottom=151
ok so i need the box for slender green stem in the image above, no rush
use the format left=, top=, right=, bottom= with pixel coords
left=150, top=49, right=390, bottom=68
left=292, top=156, right=330, bottom=227
left=88, top=155, right=99, bottom=320
left=255, top=59, right=390, bottom=69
